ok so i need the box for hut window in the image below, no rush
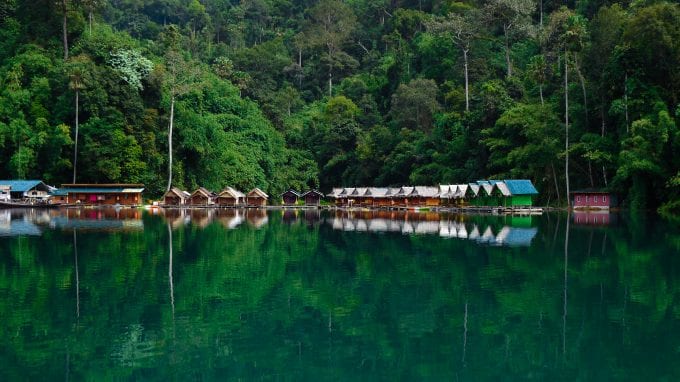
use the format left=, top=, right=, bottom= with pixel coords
left=586, top=195, right=589, bottom=203
left=603, top=195, right=607, bottom=202
left=594, top=195, right=598, bottom=202
left=576, top=196, right=580, bottom=202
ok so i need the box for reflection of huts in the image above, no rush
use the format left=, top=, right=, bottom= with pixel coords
left=215, top=209, right=243, bottom=229
left=246, top=188, right=269, bottom=206
left=246, top=209, right=268, bottom=228
left=164, top=187, right=190, bottom=206
left=281, top=189, right=300, bottom=205
left=217, top=187, right=245, bottom=206
left=301, top=190, right=324, bottom=206
left=190, top=187, right=217, bottom=206
left=189, top=209, right=214, bottom=227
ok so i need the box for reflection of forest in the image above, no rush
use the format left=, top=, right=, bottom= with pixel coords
left=0, top=212, right=679, bottom=380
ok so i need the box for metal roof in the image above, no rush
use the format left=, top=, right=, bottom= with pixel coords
left=219, top=186, right=245, bottom=198
left=0, top=180, right=50, bottom=192
left=496, top=182, right=512, bottom=196
left=281, top=189, right=301, bottom=197
left=504, top=180, right=538, bottom=195
left=301, top=190, right=324, bottom=197
left=59, top=187, right=144, bottom=193
left=247, top=187, right=269, bottom=198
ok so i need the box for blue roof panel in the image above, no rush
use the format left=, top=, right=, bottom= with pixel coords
left=504, top=180, right=539, bottom=195
left=0, top=180, right=47, bottom=192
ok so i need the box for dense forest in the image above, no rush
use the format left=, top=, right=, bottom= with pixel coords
left=0, top=0, right=678, bottom=209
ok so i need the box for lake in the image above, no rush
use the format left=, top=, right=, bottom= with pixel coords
left=1, top=208, right=679, bottom=380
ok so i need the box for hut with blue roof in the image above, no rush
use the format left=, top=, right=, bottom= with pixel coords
left=0, top=180, right=52, bottom=201
left=502, top=180, right=538, bottom=206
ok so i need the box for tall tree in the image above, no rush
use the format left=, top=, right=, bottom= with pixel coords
left=60, top=0, right=69, bottom=59
left=427, top=11, right=481, bottom=112
left=303, top=0, right=357, bottom=97
left=67, top=55, right=90, bottom=183
left=160, top=50, right=201, bottom=193
left=485, top=0, right=535, bottom=78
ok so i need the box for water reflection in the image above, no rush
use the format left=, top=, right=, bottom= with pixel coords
left=0, top=209, right=678, bottom=380
left=327, top=210, right=539, bottom=246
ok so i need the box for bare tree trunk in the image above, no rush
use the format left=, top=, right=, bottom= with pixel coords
left=504, top=25, right=512, bottom=78
left=72, top=90, right=79, bottom=183
left=564, top=50, right=570, bottom=207
left=588, top=160, right=594, bottom=187
left=575, top=60, right=588, bottom=124
left=328, top=71, right=332, bottom=97
left=539, top=0, right=543, bottom=27
left=89, top=10, right=93, bottom=35
left=601, top=112, right=608, bottom=186
left=166, top=96, right=175, bottom=193
left=539, top=84, right=544, bottom=106
left=552, top=161, right=561, bottom=206
left=62, top=0, right=69, bottom=60
left=463, top=48, right=470, bottom=111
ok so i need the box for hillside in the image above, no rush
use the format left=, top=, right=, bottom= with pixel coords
left=0, top=0, right=678, bottom=209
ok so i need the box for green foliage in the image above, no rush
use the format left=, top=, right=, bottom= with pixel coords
left=0, top=0, right=678, bottom=208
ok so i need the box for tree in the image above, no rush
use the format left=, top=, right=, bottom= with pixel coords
left=303, top=0, right=357, bottom=97
left=59, top=0, right=69, bottom=59
left=390, top=78, right=440, bottom=131
left=80, top=0, right=101, bottom=35
left=67, top=57, right=88, bottom=183
left=159, top=50, right=201, bottom=193
left=108, top=49, right=153, bottom=91
left=485, top=0, right=535, bottom=78
left=426, top=10, right=481, bottom=111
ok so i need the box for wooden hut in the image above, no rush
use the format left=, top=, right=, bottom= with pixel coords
left=393, top=186, right=415, bottom=206
left=164, top=187, right=190, bottom=206
left=217, top=187, right=245, bottom=206
left=466, top=183, right=481, bottom=206
left=302, top=190, right=324, bottom=206
left=326, top=188, right=343, bottom=206
left=350, top=187, right=368, bottom=206
left=281, top=189, right=300, bottom=205
left=452, top=184, right=467, bottom=206
left=246, top=188, right=269, bottom=206
left=190, top=187, right=217, bottom=206
left=503, top=180, right=539, bottom=207
left=366, top=187, right=389, bottom=207
left=336, top=187, right=354, bottom=206
left=408, top=186, right=440, bottom=206
left=476, top=181, right=496, bottom=206
left=570, top=189, right=614, bottom=210
left=60, top=184, right=145, bottom=206
left=495, top=181, right=512, bottom=207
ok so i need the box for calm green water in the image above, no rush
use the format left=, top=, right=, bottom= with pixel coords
left=1, top=208, right=679, bottom=381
